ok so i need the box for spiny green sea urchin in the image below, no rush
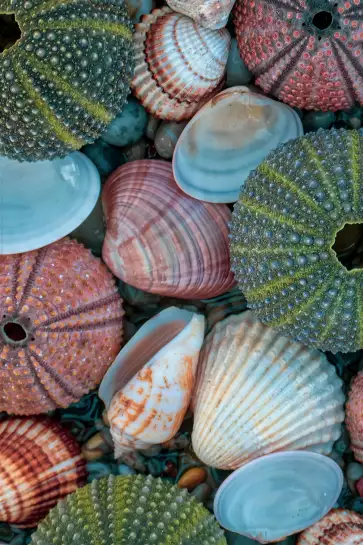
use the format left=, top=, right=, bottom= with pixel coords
left=230, top=129, right=363, bottom=354
left=30, top=474, right=227, bottom=545
left=0, top=0, right=134, bottom=161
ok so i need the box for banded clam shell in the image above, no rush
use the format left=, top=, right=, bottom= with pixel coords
left=192, top=311, right=345, bottom=470
left=99, top=307, right=205, bottom=456
left=0, top=416, right=86, bottom=527
left=297, top=509, right=363, bottom=545
left=132, top=7, right=231, bottom=121
left=102, top=160, right=235, bottom=298
left=346, top=372, right=363, bottom=463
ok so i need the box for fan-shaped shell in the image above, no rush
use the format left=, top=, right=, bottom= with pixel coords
left=0, top=416, right=87, bottom=527
left=346, top=372, right=363, bottom=463
left=131, top=7, right=231, bottom=121
left=233, top=0, right=363, bottom=111
left=102, top=160, right=235, bottom=298
left=173, top=86, right=303, bottom=203
left=297, top=509, right=363, bottom=545
left=0, top=237, right=124, bottom=415
left=166, top=0, right=236, bottom=29
left=30, top=475, right=227, bottom=545
left=99, top=307, right=205, bottom=457
left=192, top=311, right=345, bottom=470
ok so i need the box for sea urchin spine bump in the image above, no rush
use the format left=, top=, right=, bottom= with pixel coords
left=230, top=129, right=363, bottom=353
left=0, top=0, right=134, bottom=161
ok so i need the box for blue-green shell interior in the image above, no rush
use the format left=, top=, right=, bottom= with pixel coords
left=230, top=128, right=363, bottom=354
left=0, top=0, right=134, bottom=161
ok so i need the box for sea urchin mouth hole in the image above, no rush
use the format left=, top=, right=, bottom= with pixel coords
left=0, top=14, right=21, bottom=54
left=312, top=11, right=333, bottom=31
left=333, top=223, right=363, bottom=271
left=3, top=322, right=27, bottom=343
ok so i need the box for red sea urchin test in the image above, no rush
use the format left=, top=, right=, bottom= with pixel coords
left=0, top=0, right=134, bottom=161
left=230, top=129, right=363, bottom=354
left=233, top=0, right=363, bottom=111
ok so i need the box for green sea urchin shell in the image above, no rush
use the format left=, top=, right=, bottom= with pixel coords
left=230, top=129, right=363, bottom=354
left=0, top=0, right=134, bottom=161
left=30, top=474, right=227, bottom=545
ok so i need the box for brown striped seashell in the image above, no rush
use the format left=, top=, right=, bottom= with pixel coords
left=0, top=416, right=87, bottom=527
left=346, top=372, right=363, bottom=463
left=297, top=509, right=363, bottom=545
left=166, top=0, right=236, bottom=30
left=131, top=7, right=231, bottom=121
left=102, top=160, right=235, bottom=298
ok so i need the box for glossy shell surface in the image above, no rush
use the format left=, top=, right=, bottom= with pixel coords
left=99, top=307, right=205, bottom=456
left=0, top=416, right=87, bottom=527
left=192, top=311, right=345, bottom=469
left=132, top=7, right=231, bottom=121
left=102, top=160, right=235, bottom=298
left=166, top=0, right=236, bottom=29
left=173, top=86, right=303, bottom=203
left=0, top=238, right=123, bottom=415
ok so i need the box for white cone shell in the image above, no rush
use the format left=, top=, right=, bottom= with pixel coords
left=99, top=307, right=205, bottom=457
left=192, top=311, right=345, bottom=470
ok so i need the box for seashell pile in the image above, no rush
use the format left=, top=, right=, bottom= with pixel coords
left=0, top=238, right=124, bottom=414
left=192, top=311, right=345, bottom=469
left=173, top=86, right=303, bottom=203
left=166, top=0, right=236, bottom=29
left=132, top=7, right=231, bottom=121
left=30, top=475, right=227, bottom=545
left=102, top=160, right=235, bottom=298
left=0, top=416, right=87, bottom=527
left=99, top=307, right=205, bottom=456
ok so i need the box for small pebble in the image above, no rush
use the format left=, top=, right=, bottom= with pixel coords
left=125, top=0, right=154, bottom=22
left=82, top=431, right=112, bottom=461
left=70, top=195, right=105, bottom=256
left=154, top=121, right=188, bottom=159
left=348, top=116, right=361, bottom=129
left=177, top=467, right=208, bottom=491
left=163, top=460, right=178, bottom=479
left=118, top=463, right=136, bottom=476
left=356, top=477, right=363, bottom=496
left=347, top=462, right=363, bottom=493
left=82, top=140, right=126, bottom=178
left=302, top=111, right=335, bottom=132
left=101, top=97, right=148, bottom=147
left=146, top=115, right=162, bottom=140
left=190, top=483, right=212, bottom=504
left=122, top=137, right=147, bottom=162
left=226, top=38, right=253, bottom=88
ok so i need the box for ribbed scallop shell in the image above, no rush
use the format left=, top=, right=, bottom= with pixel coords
left=132, top=7, right=231, bottom=121
left=346, top=372, right=363, bottom=463
left=99, top=308, right=205, bottom=457
left=0, top=237, right=124, bottom=415
left=102, top=160, right=235, bottom=298
left=192, top=311, right=345, bottom=470
left=297, top=509, right=363, bottom=545
left=0, top=416, right=87, bottom=527
left=166, top=0, right=236, bottom=29
left=31, top=475, right=227, bottom=545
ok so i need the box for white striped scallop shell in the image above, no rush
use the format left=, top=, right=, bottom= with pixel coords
left=166, top=0, right=236, bottom=30
left=192, top=311, right=345, bottom=470
left=0, top=416, right=86, bottom=527
left=132, top=7, right=231, bottom=121
left=102, top=160, right=235, bottom=299
left=297, top=509, right=363, bottom=545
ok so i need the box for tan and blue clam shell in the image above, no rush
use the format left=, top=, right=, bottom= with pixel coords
left=132, top=7, right=231, bottom=121
left=99, top=307, right=205, bottom=457
left=172, top=86, right=303, bottom=203
left=0, top=416, right=86, bottom=527
left=166, top=0, right=236, bottom=29
left=102, top=160, right=235, bottom=298
left=192, top=311, right=345, bottom=470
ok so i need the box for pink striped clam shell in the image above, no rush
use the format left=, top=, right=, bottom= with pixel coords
left=346, top=372, right=363, bottom=463
left=0, top=416, right=86, bottom=527
left=131, top=7, right=231, bottom=121
left=166, top=0, right=236, bottom=30
left=297, top=509, right=363, bottom=545
left=102, top=160, right=235, bottom=299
